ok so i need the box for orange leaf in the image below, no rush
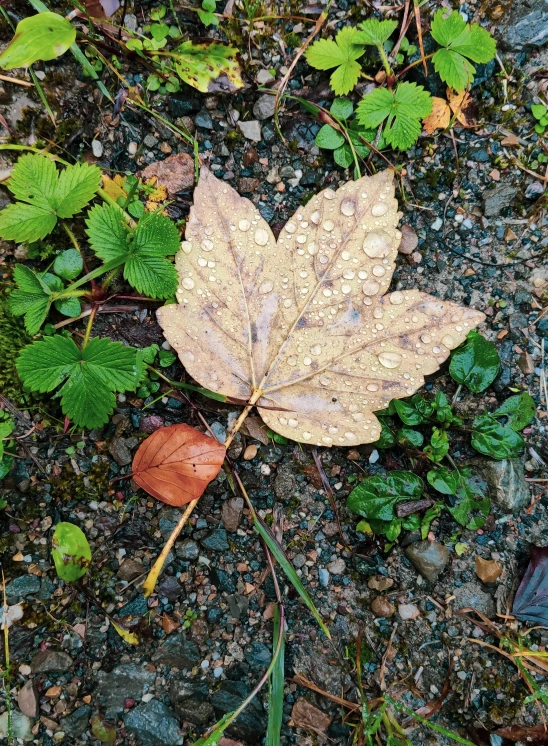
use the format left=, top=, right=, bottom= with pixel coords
left=132, top=424, right=226, bottom=507
left=422, top=97, right=451, bottom=134
left=447, top=88, right=477, bottom=127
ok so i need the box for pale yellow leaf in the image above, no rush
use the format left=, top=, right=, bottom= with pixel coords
left=110, top=620, right=139, bottom=645
left=158, top=169, right=484, bottom=447
left=102, top=174, right=127, bottom=202
left=422, top=97, right=451, bottom=134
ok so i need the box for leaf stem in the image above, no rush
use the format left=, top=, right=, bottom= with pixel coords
left=377, top=43, right=392, bottom=78
left=101, top=267, right=120, bottom=291
left=81, top=306, right=97, bottom=349
left=62, top=223, right=82, bottom=254
left=451, top=383, right=462, bottom=406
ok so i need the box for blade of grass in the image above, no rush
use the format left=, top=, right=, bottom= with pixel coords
left=28, top=69, right=56, bottom=126
left=385, top=696, right=477, bottom=745
left=266, top=603, right=285, bottom=746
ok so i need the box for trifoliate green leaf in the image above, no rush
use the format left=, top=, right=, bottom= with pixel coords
left=53, top=249, right=83, bottom=280
left=9, top=265, right=52, bottom=335
left=306, top=27, right=364, bottom=95
left=355, top=18, right=397, bottom=46
left=431, top=10, right=496, bottom=91
left=0, top=154, right=100, bottom=243
left=85, top=206, right=179, bottom=299
left=315, top=124, right=346, bottom=150
left=356, top=82, right=432, bottom=151
left=16, top=335, right=141, bottom=428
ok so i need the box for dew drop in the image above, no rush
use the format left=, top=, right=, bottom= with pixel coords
left=255, top=229, right=269, bottom=246
left=324, top=189, right=336, bottom=200
left=341, top=250, right=351, bottom=261
left=239, top=219, right=250, bottom=232
left=432, top=346, right=441, bottom=354
left=198, top=257, right=207, bottom=267
left=323, top=288, right=332, bottom=297
left=283, top=299, right=292, bottom=308
left=182, top=277, right=195, bottom=290
left=362, top=281, right=380, bottom=296
left=319, top=255, right=329, bottom=264
left=279, top=417, right=288, bottom=425
left=303, top=356, right=312, bottom=366
left=341, top=283, right=352, bottom=294
left=308, top=243, right=318, bottom=255
left=311, top=210, right=322, bottom=225
left=389, top=291, right=404, bottom=305
left=285, top=221, right=297, bottom=233
left=367, top=383, right=379, bottom=391
left=322, top=436, right=333, bottom=445
left=287, top=356, right=297, bottom=366
left=363, top=232, right=388, bottom=258
left=328, top=426, right=338, bottom=434
left=420, top=333, right=432, bottom=344
left=296, top=234, right=307, bottom=244
left=378, top=351, right=402, bottom=369
left=180, top=350, right=195, bottom=365
left=340, top=199, right=355, bottom=216
left=259, top=280, right=273, bottom=294
left=442, top=334, right=457, bottom=349
left=319, top=375, right=330, bottom=385
left=372, top=202, right=388, bottom=217
left=311, top=344, right=321, bottom=355
left=303, top=431, right=311, bottom=440
left=373, top=308, right=383, bottom=319
left=323, top=219, right=335, bottom=231
left=343, top=269, right=355, bottom=280
left=358, top=270, right=368, bottom=279
left=372, top=265, right=386, bottom=277
left=181, top=241, right=192, bottom=254
left=202, top=239, right=214, bottom=251
left=288, top=418, right=298, bottom=429
left=344, top=431, right=356, bottom=440
left=352, top=413, right=365, bottom=422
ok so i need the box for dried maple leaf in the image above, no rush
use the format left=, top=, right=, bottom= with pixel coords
left=423, top=97, right=451, bottom=135
left=158, top=169, right=484, bottom=447
left=131, top=423, right=226, bottom=506
left=422, top=89, right=476, bottom=134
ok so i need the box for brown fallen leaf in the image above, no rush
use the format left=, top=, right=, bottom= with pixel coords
left=475, top=556, right=503, bottom=583
left=423, top=97, right=451, bottom=134
left=84, top=0, right=120, bottom=17
left=397, top=224, right=419, bottom=255
left=495, top=724, right=548, bottom=743
left=241, top=415, right=270, bottom=445
left=158, top=169, right=484, bottom=446
left=291, top=697, right=332, bottom=735
left=132, top=424, right=226, bottom=506
left=102, top=174, right=127, bottom=203
left=161, top=614, right=180, bottom=634
left=141, top=153, right=195, bottom=197
left=448, top=89, right=477, bottom=127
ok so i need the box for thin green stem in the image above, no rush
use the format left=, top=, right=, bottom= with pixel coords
left=377, top=43, right=392, bottom=77
left=81, top=306, right=97, bottom=349
left=451, top=383, right=462, bottom=406
left=101, top=267, right=120, bottom=291
left=57, top=257, right=126, bottom=295
left=62, top=223, right=82, bottom=254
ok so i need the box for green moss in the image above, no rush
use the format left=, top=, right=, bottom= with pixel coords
left=0, top=293, right=30, bottom=404
left=50, top=458, right=111, bottom=502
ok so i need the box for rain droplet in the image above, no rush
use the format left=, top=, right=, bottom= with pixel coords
left=180, top=350, right=195, bottom=364
left=340, top=199, right=355, bottom=216
left=367, top=383, right=379, bottom=391
left=372, top=202, right=388, bottom=217
left=202, top=239, right=214, bottom=251
left=358, top=270, right=368, bottom=279
left=323, top=219, right=335, bottom=231
left=363, top=232, right=388, bottom=258
left=239, top=219, right=250, bottom=232
left=319, top=375, right=330, bottom=385
left=283, top=299, right=292, bottom=308
left=343, top=270, right=355, bottom=280
left=322, top=436, right=333, bottom=445
left=328, top=426, right=338, bottom=434
left=420, top=333, right=432, bottom=343
left=259, top=280, right=273, bottom=294
left=324, top=189, right=336, bottom=200
left=288, top=356, right=297, bottom=366
left=254, top=229, right=269, bottom=246
left=389, top=291, right=404, bottom=305
left=352, top=413, right=364, bottom=422
left=442, top=334, right=456, bottom=349
left=344, top=431, right=356, bottom=440
left=198, top=257, right=207, bottom=267
left=182, top=277, right=195, bottom=290
left=288, top=418, right=298, bottom=428
left=181, top=241, right=192, bottom=254
left=308, top=243, right=318, bottom=255
left=341, top=251, right=351, bottom=261
left=311, top=210, right=322, bottom=225
left=319, top=256, right=329, bottom=264
left=310, top=345, right=321, bottom=355
left=341, top=283, right=352, bottom=294
left=296, top=235, right=307, bottom=244
left=285, top=221, right=297, bottom=233
left=323, top=288, right=332, bottom=297
left=373, top=308, right=383, bottom=319
left=279, top=417, right=288, bottom=425
left=303, top=431, right=311, bottom=440
left=303, top=356, right=312, bottom=366
left=378, top=351, right=402, bottom=369
left=433, top=346, right=441, bottom=354
left=362, top=281, right=380, bottom=296
left=372, top=265, right=386, bottom=277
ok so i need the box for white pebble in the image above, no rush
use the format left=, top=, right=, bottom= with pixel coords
left=91, top=140, right=103, bottom=158
left=128, top=142, right=138, bottom=156
left=431, top=217, right=443, bottom=232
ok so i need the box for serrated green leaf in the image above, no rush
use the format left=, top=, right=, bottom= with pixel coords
left=306, top=38, right=347, bottom=70
left=356, top=87, right=394, bottom=128
left=330, top=97, right=353, bottom=119
left=9, top=265, right=52, bottom=334
left=173, top=41, right=244, bottom=93
left=306, top=27, right=364, bottom=95
left=355, top=18, right=398, bottom=46
left=53, top=249, right=83, bottom=280
left=0, top=200, right=57, bottom=243
left=315, top=124, right=345, bottom=150
left=432, top=48, right=475, bottom=91
left=330, top=60, right=362, bottom=96
left=16, top=335, right=141, bottom=428
left=0, top=12, right=76, bottom=69
left=449, top=330, right=500, bottom=393
left=7, top=153, right=57, bottom=210
left=471, top=414, right=524, bottom=460
left=124, top=254, right=178, bottom=299
left=347, top=471, right=423, bottom=522
left=13, top=264, right=51, bottom=295
left=85, top=204, right=129, bottom=260
left=452, top=24, right=496, bottom=63
left=492, top=392, right=536, bottom=431
left=430, top=9, right=467, bottom=47
left=52, top=522, right=91, bottom=582
left=356, top=82, right=432, bottom=149
left=54, top=162, right=101, bottom=218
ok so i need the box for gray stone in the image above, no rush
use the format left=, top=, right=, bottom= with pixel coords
left=61, top=705, right=91, bottom=738
left=253, top=93, right=275, bottom=120
left=152, top=636, right=201, bottom=668
left=237, top=120, right=262, bottom=142
left=17, top=679, right=39, bottom=718
left=176, top=539, right=199, bottom=560
left=227, top=594, right=249, bottom=619
left=482, top=184, right=517, bottom=217
left=195, top=110, right=213, bottom=129
left=124, top=699, right=181, bottom=746
left=293, top=641, right=343, bottom=696
left=453, top=582, right=496, bottom=618
left=0, top=710, right=32, bottom=741
left=466, top=457, right=530, bottom=514
left=108, top=437, right=133, bottom=466
left=118, top=594, right=148, bottom=617
left=327, top=558, right=346, bottom=575
left=117, top=558, right=145, bottom=582
left=498, top=0, right=548, bottom=50
left=157, top=575, right=182, bottom=602
left=169, top=679, right=213, bottom=725
left=95, top=663, right=155, bottom=718
left=274, top=462, right=297, bottom=499
left=319, top=568, right=330, bottom=587
left=293, top=553, right=306, bottom=569
left=221, top=497, right=244, bottom=532
left=256, top=69, right=275, bottom=85
left=30, top=649, right=73, bottom=673
left=201, top=528, right=229, bottom=551
left=5, top=575, right=40, bottom=604
left=211, top=680, right=265, bottom=742
left=405, top=540, right=450, bottom=583
left=244, top=642, right=271, bottom=671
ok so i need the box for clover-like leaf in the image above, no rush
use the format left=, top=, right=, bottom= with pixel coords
left=157, top=169, right=484, bottom=447
left=306, top=26, right=365, bottom=95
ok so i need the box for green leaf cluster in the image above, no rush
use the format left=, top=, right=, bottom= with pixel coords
left=305, top=27, right=366, bottom=96
left=198, top=0, right=219, bottom=27
left=356, top=82, right=433, bottom=151
left=431, top=9, right=496, bottom=91
left=427, top=466, right=490, bottom=530
left=16, top=336, right=143, bottom=428
left=449, top=329, right=500, bottom=392
left=314, top=98, right=383, bottom=172
left=0, top=411, right=15, bottom=480
left=532, top=104, right=548, bottom=135
left=0, top=154, right=101, bottom=243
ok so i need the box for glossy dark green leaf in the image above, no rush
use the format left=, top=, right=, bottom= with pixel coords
left=330, top=97, right=353, bottom=119
left=492, top=392, right=536, bottom=431
left=347, top=471, right=423, bottom=522
left=449, top=330, right=500, bottom=393
left=432, top=391, right=461, bottom=425
left=427, top=466, right=459, bottom=495
left=54, top=297, right=81, bottom=317
left=396, top=427, right=423, bottom=448
left=425, top=427, right=449, bottom=463
left=421, top=502, right=442, bottom=539
left=447, top=480, right=490, bottom=530
left=471, top=414, right=524, bottom=459
left=392, top=394, right=433, bottom=425
left=52, top=522, right=91, bottom=581
left=374, top=420, right=395, bottom=448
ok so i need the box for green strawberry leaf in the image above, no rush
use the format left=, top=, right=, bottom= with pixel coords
left=449, top=330, right=500, bottom=393
left=355, top=18, right=398, bottom=46
left=330, top=97, right=354, bottom=120
left=9, top=265, right=52, bottom=335
left=53, top=249, right=83, bottom=280
left=306, top=27, right=365, bottom=95
left=54, top=162, right=101, bottom=218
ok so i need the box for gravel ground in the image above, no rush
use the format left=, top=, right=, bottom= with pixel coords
left=1, top=1, right=548, bottom=745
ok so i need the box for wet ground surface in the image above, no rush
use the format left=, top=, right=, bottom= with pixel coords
left=1, top=1, right=548, bottom=744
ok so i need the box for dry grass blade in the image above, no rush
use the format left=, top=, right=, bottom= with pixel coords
left=158, top=168, right=484, bottom=448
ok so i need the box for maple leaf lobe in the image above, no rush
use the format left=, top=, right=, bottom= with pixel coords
left=158, top=169, right=484, bottom=447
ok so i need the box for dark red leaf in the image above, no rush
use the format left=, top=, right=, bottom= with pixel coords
left=132, top=424, right=226, bottom=507
left=84, top=0, right=120, bottom=18
left=512, top=546, right=548, bottom=625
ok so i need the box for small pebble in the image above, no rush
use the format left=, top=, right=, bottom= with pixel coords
left=91, top=140, right=103, bottom=158
left=243, top=445, right=258, bottom=460
left=398, top=603, right=420, bottom=620
left=431, top=217, right=443, bottom=231
left=128, top=142, right=138, bottom=156
left=319, top=568, right=330, bottom=587
left=371, top=596, right=395, bottom=618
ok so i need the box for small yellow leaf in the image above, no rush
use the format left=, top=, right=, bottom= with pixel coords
left=422, top=97, right=451, bottom=134
left=110, top=620, right=139, bottom=645
left=102, top=174, right=127, bottom=202
left=447, top=88, right=477, bottom=128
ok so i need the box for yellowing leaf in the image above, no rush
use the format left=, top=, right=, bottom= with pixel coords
left=447, top=88, right=477, bottom=127
left=102, top=174, right=127, bottom=202
left=158, top=170, right=484, bottom=447
left=110, top=620, right=139, bottom=645
left=422, top=96, right=451, bottom=134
